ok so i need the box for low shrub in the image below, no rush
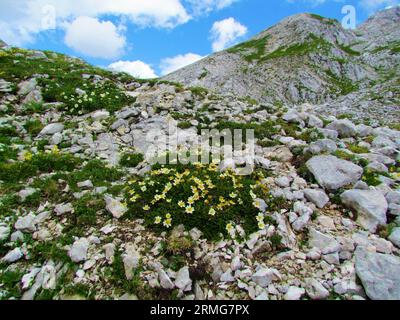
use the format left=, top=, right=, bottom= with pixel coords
left=125, top=163, right=274, bottom=240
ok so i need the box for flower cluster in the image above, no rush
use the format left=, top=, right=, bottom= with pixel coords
left=125, top=163, right=273, bottom=240
left=42, top=78, right=135, bottom=115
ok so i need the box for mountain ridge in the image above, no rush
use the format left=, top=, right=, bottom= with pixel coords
left=163, top=7, right=400, bottom=122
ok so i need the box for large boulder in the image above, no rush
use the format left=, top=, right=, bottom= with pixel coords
left=355, top=247, right=400, bottom=300
left=39, top=123, right=64, bottom=136
left=68, top=238, right=89, bottom=263
left=341, top=190, right=388, bottom=232
left=326, top=119, right=357, bottom=138
left=389, top=228, right=400, bottom=248
left=306, top=155, right=363, bottom=191
left=308, top=228, right=340, bottom=254
left=304, top=189, right=329, bottom=208
left=308, top=139, right=337, bottom=155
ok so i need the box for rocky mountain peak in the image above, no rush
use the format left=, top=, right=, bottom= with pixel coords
left=0, top=39, right=7, bottom=48
left=357, top=6, right=400, bottom=49
left=164, top=9, right=399, bottom=121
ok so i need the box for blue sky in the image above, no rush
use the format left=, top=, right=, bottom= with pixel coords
left=1, top=0, right=398, bottom=78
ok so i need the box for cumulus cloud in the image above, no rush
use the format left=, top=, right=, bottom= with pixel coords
left=0, top=0, right=190, bottom=46
left=160, top=53, right=205, bottom=75
left=64, top=16, right=126, bottom=59
left=185, top=0, right=239, bottom=15
left=108, top=60, right=158, bottom=79
left=0, top=0, right=240, bottom=46
left=359, top=0, right=399, bottom=11
left=210, top=17, right=247, bottom=52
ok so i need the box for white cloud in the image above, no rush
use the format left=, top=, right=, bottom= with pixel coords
left=64, top=16, right=126, bottom=59
left=108, top=60, right=158, bottom=79
left=185, top=0, right=239, bottom=15
left=0, top=0, right=190, bottom=46
left=0, top=0, right=241, bottom=47
left=359, top=0, right=399, bottom=11
left=160, top=53, right=205, bottom=75
left=286, top=0, right=400, bottom=10
left=210, top=17, right=247, bottom=52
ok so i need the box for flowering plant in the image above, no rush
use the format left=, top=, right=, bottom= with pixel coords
left=125, top=163, right=274, bottom=240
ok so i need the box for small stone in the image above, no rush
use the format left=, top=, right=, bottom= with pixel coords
left=2, top=247, right=23, bottom=263
left=341, top=190, right=388, bottom=233
left=0, top=225, right=10, bottom=241
left=123, top=250, right=141, bottom=280
left=251, top=268, right=274, bottom=288
left=77, top=180, right=93, bottom=189
left=91, top=110, right=110, bottom=121
left=220, top=269, right=235, bottom=283
left=11, top=231, right=24, bottom=242
left=284, top=286, right=305, bottom=300
left=83, top=259, right=96, bottom=270
left=54, top=203, right=74, bottom=216
left=304, top=189, right=329, bottom=208
left=18, top=188, right=38, bottom=201
left=305, top=279, right=329, bottom=300
left=308, top=228, right=340, bottom=254
left=105, top=195, right=128, bottom=219
left=39, top=123, right=64, bottom=136
left=15, top=213, right=36, bottom=233
left=389, top=228, right=400, bottom=248
left=326, top=119, right=356, bottom=138
left=103, top=243, right=115, bottom=263
left=175, top=266, right=192, bottom=291
left=158, top=269, right=175, bottom=290
left=68, top=238, right=89, bottom=263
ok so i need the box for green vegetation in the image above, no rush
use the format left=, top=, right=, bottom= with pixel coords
left=189, top=86, right=209, bottom=98
left=0, top=149, right=81, bottom=184
left=338, top=44, right=361, bottom=56
left=264, top=34, right=332, bottom=61
left=0, top=269, right=24, bottom=300
left=0, top=48, right=136, bottom=115
left=23, top=119, right=44, bottom=136
left=119, top=152, right=144, bottom=168
left=325, top=69, right=359, bottom=95
left=125, top=163, right=274, bottom=240
left=309, top=14, right=337, bottom=25
left=347, top=144, right=369, bottom=154
left=177, top=121, right=193, bottom=129
left=60, top=159, right=124, bottom=192
left=227, top=36, right=270, bottom=62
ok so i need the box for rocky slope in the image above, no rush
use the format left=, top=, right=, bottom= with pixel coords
left=164, top=7, right=400, bottom=124
left=0, top=18, right=399, bottom=300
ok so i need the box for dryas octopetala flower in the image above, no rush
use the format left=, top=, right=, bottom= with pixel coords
left=256, top=213, right=264, bottom=223
left=258, top=222, right=266, bottom=230
left=178, top=201, right=185, bottom=208
left=143, top=205, right=150, bottom=211
left=163, top=218, right=172, bottom=228
left=208, top=208, right=216, bottom=216
left=23, top=151, right=33, bottom=161
left=185, top=206, right=194, bottom=214
left=52, top=145, right=60, bottom=155
left=226, top=223, right=234, bottom=233
left=154, top=216, right=162, bottom=224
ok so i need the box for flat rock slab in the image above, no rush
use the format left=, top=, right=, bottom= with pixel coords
left=306, top=155, right=363, bottom=191
left=341, top=189, right=388, bottom=232
left=355, top=247, right=400, bottom=300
